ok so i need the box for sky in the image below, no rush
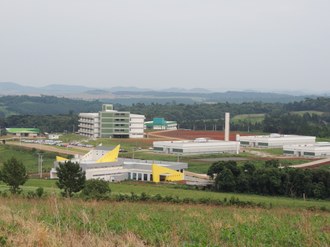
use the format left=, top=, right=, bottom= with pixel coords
left=0, top=0, right=329, bottom=92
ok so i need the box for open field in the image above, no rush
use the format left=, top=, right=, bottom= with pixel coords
left=290, top=111, right=325, bottom=116
left=232, top=113, right=265, bottom=124
left=148, top=130, right=253, bottom=141
left=0, top=195, right=329, bottom=246
left=0, top=145, right=56, bottom=174
left=1, top=179, right=329, bottom=210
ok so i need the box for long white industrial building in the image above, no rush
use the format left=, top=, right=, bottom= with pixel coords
left=283, top=142, right=330, bottom=158
left=153, top=138, right=240, bottom=155
left=238, top=134, right=316, bottom=148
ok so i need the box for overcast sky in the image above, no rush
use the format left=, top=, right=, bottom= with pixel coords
left=0, top=0, right=329, bottom=92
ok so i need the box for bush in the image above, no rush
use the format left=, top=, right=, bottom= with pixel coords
left=36, top=187, right=44, bottom=198
left=82, top=179, right=111, bottom=200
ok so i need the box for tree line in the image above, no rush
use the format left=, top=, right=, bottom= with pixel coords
left=1, top=95, right=330, bottom=137
left=207, top=160, right=330, bottom=199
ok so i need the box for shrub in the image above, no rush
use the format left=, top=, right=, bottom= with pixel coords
left=36, top=187, right=44, bottom=198
left=82, top=179, right=111, bottom=200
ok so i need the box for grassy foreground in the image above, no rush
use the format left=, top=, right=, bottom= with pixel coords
left=1, top=179, right=330, bottom=210
left=0, top=196, right=329, bottom=246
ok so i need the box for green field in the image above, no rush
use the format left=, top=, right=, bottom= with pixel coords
left=1, top=179, right=329, bottom=210
left=290, top=111, right=324, bottom=116
left=232, top=114, right=265, bottom=124
left=0, top=196, right=328, bottom=246
left=0, top=145, right=56, bottom=174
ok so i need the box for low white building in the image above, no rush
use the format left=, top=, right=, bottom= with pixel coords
left=50, top=146, right=187, bottom=182
left=153, top=138, right=240, bottom=155
left=283, top=142, right=330, bottom=158
left=238, top=134, right=316, bottom=148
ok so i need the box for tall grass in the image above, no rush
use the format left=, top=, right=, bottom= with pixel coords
left=0, top=196, right=329, bottom=246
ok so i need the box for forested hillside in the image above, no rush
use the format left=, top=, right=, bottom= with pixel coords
left=0, top=95, right=330, bottom=137
left=0, top=95, right=102, bottom=117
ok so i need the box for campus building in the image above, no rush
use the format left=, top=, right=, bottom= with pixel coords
left=6, top=128, right=40, bottom=137
left=238, top=134, right=316, bottom=148
left=283, top=142, right=330, bottom=158
left=153, top=138, right=240, bottom=155
left=78, top=104, right=145, bottom=138
left=50, top=145, right=187, bottom=182
left=144, top=118, right=177, bottom=130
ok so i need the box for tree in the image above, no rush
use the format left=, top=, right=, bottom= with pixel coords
left=56, top=161, right=85, bottom=197
left=0, top=157, right=28, bottom=194
left=82, top=179, right=111, bottom=199
left=215, top=168, right=236, bottom=192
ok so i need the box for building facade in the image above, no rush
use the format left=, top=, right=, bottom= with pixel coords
left=78, top=113, right=100, bottom=138
left=6, top=128, right=40, bottom=137
left=153, top=138, right=240, bottom=155
left=283, top=142, right=330, bottom=157
left=78, top=104, right=145, bottom=138
left=50, top=145, right=187, bottom=182
left=238, top=134, right=316, bottom=148
left=144, top=118, right=177, bottom=130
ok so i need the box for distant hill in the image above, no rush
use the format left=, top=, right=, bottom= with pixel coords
left=109, top=90, right=313, bottom=104
left=0, top=95, right=102, bottom=117
left=0, top=81, right=319, bottom=104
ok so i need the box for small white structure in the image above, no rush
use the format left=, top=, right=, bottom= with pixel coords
left=153, top=138, right=240, bottom=155
left=283, top=142, right=330, bottom=158
left=238, top=134, right=316, bottom=148
left=48, top=134, right=61, bottom=140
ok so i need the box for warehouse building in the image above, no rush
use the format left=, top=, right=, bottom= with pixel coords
left=78, top=104, right=145, bottom=138
left=238, top=134, right=316, bottom=148
left=144, top=118, right=177, bottom=130
left=6, top=128, right=40, bottom=137
left=153, top=138, right=240, bottom=155
left=283, top=142, right=330, bottom=158
left=50, top=145, right=187, bottom=182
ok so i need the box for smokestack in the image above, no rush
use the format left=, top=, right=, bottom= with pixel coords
left=225, top=112, right=230, bottom=141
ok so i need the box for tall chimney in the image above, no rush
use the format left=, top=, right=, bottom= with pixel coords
left=225, top=112, right=230, bottom=141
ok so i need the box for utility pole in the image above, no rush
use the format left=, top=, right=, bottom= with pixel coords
left=37, top=153, right=43, bottom=178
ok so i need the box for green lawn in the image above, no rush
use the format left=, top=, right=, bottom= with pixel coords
left=2, top=179, right=329, bottom=210
left=1, top=197, right=329, bottom=246
left=0, top=145, right=56, bottom=173
left=232, top=114, right=265, bottom=124
left=290, top=110, right=324, bottom=116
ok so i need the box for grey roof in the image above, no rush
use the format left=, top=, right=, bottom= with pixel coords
left=94, top=146, right=116, bottom=151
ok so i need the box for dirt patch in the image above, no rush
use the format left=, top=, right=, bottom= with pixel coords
left=147, top=130, right=252, bottom=141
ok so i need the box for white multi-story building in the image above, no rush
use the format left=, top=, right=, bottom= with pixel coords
left=238, top=134, right=316, bottom=148
left=129, top=114, right=145, bottom=138
left=78, top=113, right=100, bottom=138
left=283, top=142, right=330, bottom=157
left=78, top=104, right=145, bottom=138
